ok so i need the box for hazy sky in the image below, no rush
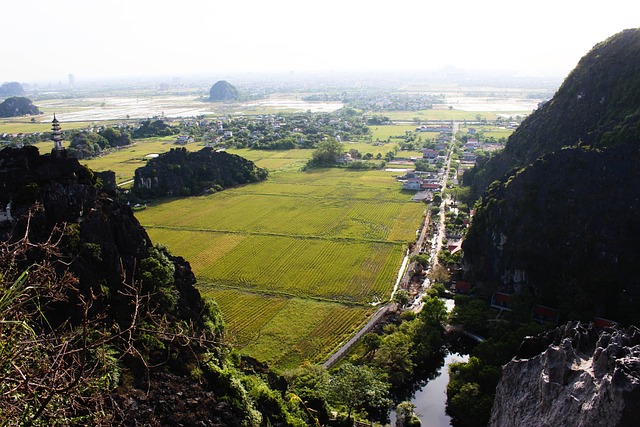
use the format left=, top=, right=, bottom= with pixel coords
left=2, top=0, right=638, bottom=83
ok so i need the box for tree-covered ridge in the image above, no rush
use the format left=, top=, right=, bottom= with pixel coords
left=0, top=96, right=41, bottom=117
left=68, top=126, right=132, bottom=159
left=133, top=147, right=268, bottom=198
left=461, top=28, right=640, bottom=324
left=464, top=28, right=640, bottom=199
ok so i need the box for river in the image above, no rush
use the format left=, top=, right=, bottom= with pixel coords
left=390, top=352, right=469, bottom=426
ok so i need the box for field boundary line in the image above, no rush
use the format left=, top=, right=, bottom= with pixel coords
left=142, top=224, right=406, bottom=245
left=198, top=281, right=379, bottom=308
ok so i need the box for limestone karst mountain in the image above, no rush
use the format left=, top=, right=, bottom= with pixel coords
left=462, top=29, right=640, bottom=324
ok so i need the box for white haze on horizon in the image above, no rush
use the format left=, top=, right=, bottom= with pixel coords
left=2, top=0, right=639, bottom=84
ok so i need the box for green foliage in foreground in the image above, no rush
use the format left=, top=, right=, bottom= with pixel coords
left=328, top=363, right=392, bottom=422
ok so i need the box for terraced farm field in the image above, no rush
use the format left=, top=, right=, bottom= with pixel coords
left=134, top=146, right=424, bottom=369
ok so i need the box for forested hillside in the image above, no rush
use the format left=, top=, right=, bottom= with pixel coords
left=464, top=28, right=640, bottom=199
left=462, top=28, right=640, bottom=324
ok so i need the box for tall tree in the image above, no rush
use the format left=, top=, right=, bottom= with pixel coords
left=309, top=138, right=343, bottom=166
left=328, top=363, right=391, bottom=422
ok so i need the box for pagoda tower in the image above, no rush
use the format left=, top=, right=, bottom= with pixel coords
left=51, top=114, right=65, bottom=156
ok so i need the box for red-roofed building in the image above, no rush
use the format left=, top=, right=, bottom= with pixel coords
left=593, top=317, right=617, bottom=329
left=490, top=292, right=512, bottom=311
left=421, top=183, right=441, bottom=191
left=531, top=305, right=560, bottom=324
left=453, top=281, right=472, bottom=294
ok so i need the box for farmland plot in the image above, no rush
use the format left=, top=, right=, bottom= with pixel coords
left=145, top=228, right=402, bottom=303
left=136, top=147, right=425, bottom=368
left=201, top=286, right=375, bottom=369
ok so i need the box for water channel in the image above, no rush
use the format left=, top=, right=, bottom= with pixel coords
left=389, top=352, right=469, bottom=426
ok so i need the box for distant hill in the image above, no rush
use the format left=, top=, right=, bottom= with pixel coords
left=0, top=81, right=25, bottom=96
left=0, top=96, right=41, bottom=117
left=462, top=28, right=640, bottom=324
left=133, top=147, right=268, bottom=198
left=209, top=80, right=239, bottom=101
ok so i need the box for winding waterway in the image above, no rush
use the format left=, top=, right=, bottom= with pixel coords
left=390, top=352, right=469, bottom=426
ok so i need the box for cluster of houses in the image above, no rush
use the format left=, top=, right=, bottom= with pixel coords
left=450, top=283, right=618, bottom=327
left=414, top=125, right=453, bottom=146
left=398, top=145, right=449, bottom=194
left=460, top=138, right=480, bottom=163
left=401, top=173, right=442, bottom=191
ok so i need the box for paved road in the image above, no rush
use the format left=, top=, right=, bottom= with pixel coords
left=322, top=122, right=458, bottom=365
left=323, top=303, right=393, bottom=368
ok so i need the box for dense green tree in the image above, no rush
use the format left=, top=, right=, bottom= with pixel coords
left=99, top=127, right=131, bottom=147
left=68, top=131, right=110, bottom=159
left=395, top=402, right=421, bottom=427
left=328, top=363, right=391, bottom=422
left=374, top=332, right=415, bottom=391
left=393, top=289, right=411, bottom=308
left=410, top=254, right=430, bottom=268
left=307, top=138, right=344, bottom=167
left=426, top=282, right=447, bottom=298
left=446, top=357, right=498, bottom=427
left=449, top=296, right=488, bottom=332
left=362, top=332, right=382, bottom=359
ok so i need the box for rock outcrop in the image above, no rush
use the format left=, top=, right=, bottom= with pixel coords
left=209, top=80, right=238, bottom=101
left=133, top=146, right=268, bottom=199
left=490, top=322, right=640, bottom=427
left=0, top=96, right=41, bottom=117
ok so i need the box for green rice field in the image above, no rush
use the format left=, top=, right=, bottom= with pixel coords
left=134, top=147, right=425, bottom=369
left=202, top=288, right=375, bottom=367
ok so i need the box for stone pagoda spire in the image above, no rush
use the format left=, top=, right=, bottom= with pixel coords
left=51, top=113, right=65, bottom=156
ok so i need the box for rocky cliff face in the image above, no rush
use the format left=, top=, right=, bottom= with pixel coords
left=0, top=146, right=202, bottom=323
left=461, top=28, right=640, bottom=323
left=465, top=28, right=640, bottom=199
left=462, top=143, right=640, bottom=323
left=490, top=322, right=640, bottom=427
